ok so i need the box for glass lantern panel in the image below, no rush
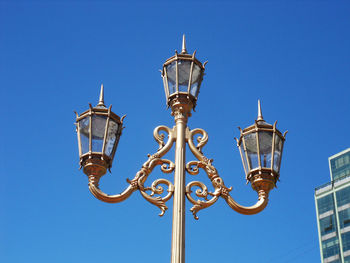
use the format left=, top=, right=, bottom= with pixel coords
left=239, top=143, right=249, bottom=175
left=177, top=60, right=192, bottom=92
left=91, top=115, right=107, bottom=152
left=162, top=75, right=169, bottom=99
left=78, top=117, right=90, bottom=154
left=190, top=64, right=202, bottom=97
left=104, top=120, right=119, bottom=157
left=243, top=132, right=259, bottom=169
left=273, top=134, right=283, bottom=172
left=166, top=61, right=177, bottom=94
left=258, top=131, right=273, bottom=168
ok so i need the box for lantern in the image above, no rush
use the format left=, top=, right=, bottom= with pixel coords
left=162, top=35, right=206, bottom=109
left=75, top=85, right=124, bottom=177
left=237, top=101, right=287, bottom=191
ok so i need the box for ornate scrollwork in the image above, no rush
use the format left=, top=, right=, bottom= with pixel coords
left=187, top=128, right=218, bottom=180
left=153, top=125, right=174, bottom=152
left=185, top=161, right=200, bottom=175
left=188, top=128, right=208, bottom=153
left=137, top=158, right=175, bottom=216
left=185, top=181, right=220, bottom=220
left=133, top=125, right=176, bottom=216
left=140, top=178, right=175, bottom=216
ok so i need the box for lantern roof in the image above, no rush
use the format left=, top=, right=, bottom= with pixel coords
left=163, top=35, right=206, bottom=70
left=238, top=100, right=285, bottom=141
left=75, top=85, right=122, bottom=124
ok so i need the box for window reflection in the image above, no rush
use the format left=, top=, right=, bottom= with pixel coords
left=337, top=186, right=350, bottom=207
left=320, top=215, right=335, bottom=235
left=342, top=232, right=350, bottom=252
left=318, top=194, right=335, bottom=215
left=322, top=236, right=340, bottom=259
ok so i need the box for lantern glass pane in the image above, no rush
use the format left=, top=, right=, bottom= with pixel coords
left=244, top=132, right=259, bottom=169
left=177, top=60, right=192, bottom=92
left=79, top=117, right=90, bottom=154
left=190, top=64, right=202, bottom=97
left=162, top=75, right=169, bottom=99
left=259, top=131, right=273, bottom=168
left=166, top=61, right=177, bottom=94
left=91, top=115, right=107, bottom=152
left=273, top=134, right=283, bottom=172
left=239, top=143, right=249, bottom=175
left=104, top=120, right=119, bottom=157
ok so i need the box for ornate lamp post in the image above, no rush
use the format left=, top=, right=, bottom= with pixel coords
left=75, top=36, right=287, bottom=263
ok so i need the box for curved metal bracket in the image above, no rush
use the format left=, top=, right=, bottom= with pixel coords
left=88, top=125, right=176, bottom=216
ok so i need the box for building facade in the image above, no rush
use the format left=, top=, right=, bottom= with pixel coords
left=315, top=148, right=350, bottom=263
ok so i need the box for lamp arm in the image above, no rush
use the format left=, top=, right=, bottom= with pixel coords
left=88, top=125, right=176, bottom=211
left=88, top=174, right=139, bottom=203
left=220, top=188, right=269, bottom=215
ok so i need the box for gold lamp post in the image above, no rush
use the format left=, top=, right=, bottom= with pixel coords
left=75, top=35, right=287, bottom=263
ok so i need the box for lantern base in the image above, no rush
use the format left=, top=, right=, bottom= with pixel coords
left=169, top=93, right=195, bottom=119
left=248, top=169, right=279, bottom=192
left=81, top=155, right=109, bottom=177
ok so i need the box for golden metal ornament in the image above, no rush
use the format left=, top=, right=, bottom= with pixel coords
left=75, top=37, right=287, bottom=263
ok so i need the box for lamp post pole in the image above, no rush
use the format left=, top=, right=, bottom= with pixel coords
left=75, top=35, right=287, bottom=263
left=171, top=100, right=191, bottom=263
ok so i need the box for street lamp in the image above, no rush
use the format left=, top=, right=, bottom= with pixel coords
left=75, top=35, right=287, bottom=263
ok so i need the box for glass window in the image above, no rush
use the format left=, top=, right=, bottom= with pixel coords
left=318, top=194, right=335, bottom=215
left=79, top=117, right=90, bottom=154
left=189, top=64, right=202, bottom=97
left=258, top=131, right=273, bottom=168
left=104, top=120, right=119, bottom=157
left=344, top=256, right=350, bottom=263
left=243, top=132, right=259, bottom=169
left=322, top=236, right=340, bottom=259
left=339, top=208, right=350, bottom=228
left=330, top=151, right=350, bottom=180
left=166, top=61, right=177, bottom=94
left=91, top=115, right=107, bottom=152
left=320, top=215, right=336, bottom=235
left=336, top=187, right=350, bottom=207
left=342, top=232, right=350, bottom=252
left=177, top=60, right=192, bottom=92
left=273, top=134, right=283, bottom=172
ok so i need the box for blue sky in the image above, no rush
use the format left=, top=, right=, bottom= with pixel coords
left=1, top=1, right=350, bottom=262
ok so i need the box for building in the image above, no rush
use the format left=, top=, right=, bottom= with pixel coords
left=315, top=148, right=350, bottom=263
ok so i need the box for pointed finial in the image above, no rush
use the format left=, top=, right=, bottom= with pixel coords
left=257, top=99, right=264, bottom=121
left=97, top=84, right=106, bottom=107
left=181, top=34, right=187, bottom=54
